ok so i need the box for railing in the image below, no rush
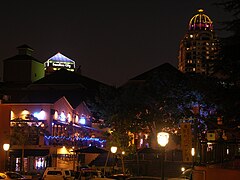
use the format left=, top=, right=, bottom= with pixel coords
left=198, top=139, right=240, bottom=168
left=44, top=135, right=106, bottom=147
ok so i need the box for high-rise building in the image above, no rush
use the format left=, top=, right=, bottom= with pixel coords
left=178, top=9, right=220, bottom=75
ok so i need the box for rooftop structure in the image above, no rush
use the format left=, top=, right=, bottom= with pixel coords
left=178, top=9, right=220, bottom=75
left=44, top=52, right=76, bottom=75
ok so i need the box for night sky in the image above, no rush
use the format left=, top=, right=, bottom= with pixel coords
left=0, top=1, right=231, bottom=86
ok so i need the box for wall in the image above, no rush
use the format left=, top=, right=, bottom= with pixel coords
left=194, top=165, right=240, bottom=180
left=0, top=105, right=11, bottom=171
left=31, top=60, right=44, bottom=82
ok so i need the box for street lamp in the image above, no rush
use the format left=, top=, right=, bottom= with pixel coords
left=191, top=147, right=195, bottom=167
left=157, top=132, right=169, bottom=180
left=111, top=146, right=117, bottom=174
left=3, top=143, right=10, bottom=171
left=121, top=151, right=125, bottom=174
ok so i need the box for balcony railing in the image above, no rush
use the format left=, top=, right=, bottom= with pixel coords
left=199, top=139, right=240, bottom=168
left=44, top=135, right=106, bottom=147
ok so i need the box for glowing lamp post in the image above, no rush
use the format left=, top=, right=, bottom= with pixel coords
left=121, top=151, right=125, bottom=174
left=111, top=146, right=117, bottom=154
left=3, top=144, right=10, bottom=171
left=191, top=147, right=195, bottom=167
left=157, top=132, right=169, bottom=180
left=111, top=146, right=117, bottom=174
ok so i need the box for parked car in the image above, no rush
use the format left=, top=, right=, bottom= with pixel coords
left=126, top=176, right=161, bottom=180
left=108, top=173, right=131, bottom=180
left=168, top=168, right=192, bottom=180
left=0, top=171, right=30, bottom=180
left=42, top=167, right=73, bottom=180
left=73, top=168, right=117, bottom=180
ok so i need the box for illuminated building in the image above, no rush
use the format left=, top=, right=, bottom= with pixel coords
left=0, top=45, right=112, bottom=172
left=0, top=96, right=106, bottom=172
left=44, top=52, right=76, bottom=76
left=178, top=9, right=220, bottom=75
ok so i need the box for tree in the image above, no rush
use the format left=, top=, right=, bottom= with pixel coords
left=214, top=0, right=240, bottom=84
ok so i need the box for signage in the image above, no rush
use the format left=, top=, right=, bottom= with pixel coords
left=180, top=123, right=192, bottom=162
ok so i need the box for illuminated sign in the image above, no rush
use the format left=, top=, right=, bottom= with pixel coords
left=52, top=62, right=72, bottom=69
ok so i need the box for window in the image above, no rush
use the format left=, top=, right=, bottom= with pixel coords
left=47, top=171, right=62, bottom=175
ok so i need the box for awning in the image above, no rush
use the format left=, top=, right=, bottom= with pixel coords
left=10, top=149, right=49, bottom=157
left=75, top=146, right=108, bottom=154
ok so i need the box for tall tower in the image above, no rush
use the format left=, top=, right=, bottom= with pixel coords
left=178, top=9, right=220, bottom=75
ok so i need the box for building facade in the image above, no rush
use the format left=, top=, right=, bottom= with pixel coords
left=3, top=45, right=44, bottom=83
left=178, top=9, right=220, bottom=75
left=0, top=96, right=107, bottom=173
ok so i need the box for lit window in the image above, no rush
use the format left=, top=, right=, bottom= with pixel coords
left=67, top=113, right=72, bottom=122
left=60, top=111, right=66, bottom=121
left=193, top=68, right=196, bottom=71
left=80, top=117, right=86, bottom=125
left=35, top=157, right=45, bottom=169
left=190, top=34, right=193, bottom=38
left=11, top=111, right=15, bottom=120
left=75, top=115, right=79, bottom=124
left=54, top=111, right=58, bottom=120
left=33, top=110, right=46, bottom=120
left=21, top=110, right=30, bottom=120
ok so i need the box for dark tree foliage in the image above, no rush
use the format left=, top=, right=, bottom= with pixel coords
left=99, top=68, right=222, bottom=151
left=213, top=0, right=240, bottom=126
left=214, top=0, right=240, bottom=82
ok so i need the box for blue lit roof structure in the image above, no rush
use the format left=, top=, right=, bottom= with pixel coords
left=44, top=52, right=76, bottom=73
left=48, top=52, right=75, bottom=63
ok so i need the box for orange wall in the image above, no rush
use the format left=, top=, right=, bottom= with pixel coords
left=0, top=105, right=11, bottom=171
left=194, top=165, right=240, bottom=180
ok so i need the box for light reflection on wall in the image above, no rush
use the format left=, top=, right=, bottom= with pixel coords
left=60, top=111, right=66, bottom=121
left=67, top=113, right=71, bottom=122
left=21, top=110, right=30, bottom=119
left=75, top=115, right=79, bottom=124
left=11, top=111, right=15, bottom=120
left=33, top=110, right=46, bottom=120
left=54, top=111, right=58, bottom=120
left=80, top=117, right=86, bottom=125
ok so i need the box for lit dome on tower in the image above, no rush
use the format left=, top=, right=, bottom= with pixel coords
left=188, top=9, right=213, bottom=31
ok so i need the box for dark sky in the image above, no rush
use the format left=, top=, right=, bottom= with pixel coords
left=0, top=1, right=231, bottom=86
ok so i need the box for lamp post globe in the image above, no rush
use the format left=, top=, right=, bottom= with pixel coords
left=191, top=147, right=195, bottom=167
left=111, top=146, right=117, bottom=154
left=157, top=132, right=169, bottom=147
left=3, top=144, right=10, bottom=151
left=3, top=143, right=10, bottom=171
left=111, top=146, right=118, bottom=174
